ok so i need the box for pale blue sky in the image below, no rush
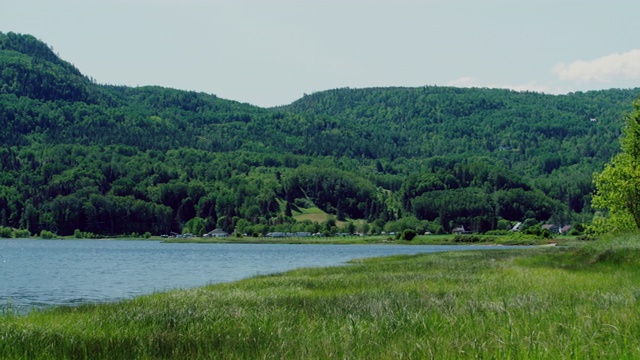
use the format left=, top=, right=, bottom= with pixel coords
left=2, top=0, right=640, bottom=107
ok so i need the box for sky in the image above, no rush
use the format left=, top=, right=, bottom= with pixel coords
left=2, top=0, right=640, bottom=108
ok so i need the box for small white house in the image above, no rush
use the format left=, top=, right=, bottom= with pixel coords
left=204, top=229, right=229, bottom=238
left=452, top=226, right=471, bottom=235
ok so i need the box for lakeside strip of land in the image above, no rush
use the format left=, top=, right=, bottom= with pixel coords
left=2, top=234, right=638, bottom=359
left=2, top=233, right=561, bottom=246
left=162, top=233, right=561, bottom=246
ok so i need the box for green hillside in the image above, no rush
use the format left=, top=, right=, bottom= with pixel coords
left=1, top=31, right=638, bottom=237
left=284, top=86, right=638, bottom=170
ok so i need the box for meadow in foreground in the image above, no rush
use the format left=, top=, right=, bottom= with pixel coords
left=1, top=235, right=639, bottom=359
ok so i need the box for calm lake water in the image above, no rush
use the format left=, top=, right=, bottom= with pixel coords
left=1, top=239, right=508, bottom=313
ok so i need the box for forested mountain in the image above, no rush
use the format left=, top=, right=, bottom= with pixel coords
left=284, top=87, right=636, bottom=168
left=1, top=31, right=639, bottom=237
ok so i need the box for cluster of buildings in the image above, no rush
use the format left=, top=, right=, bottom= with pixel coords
left=452, top=223, right=573, bottom=235
left=203, top=230, right=317, bottom=238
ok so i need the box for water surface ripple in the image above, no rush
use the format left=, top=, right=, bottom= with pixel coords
left=1, top=239, right=510, bottom=313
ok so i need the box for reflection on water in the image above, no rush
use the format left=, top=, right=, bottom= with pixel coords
left=1, top=239, right=506, bottom=313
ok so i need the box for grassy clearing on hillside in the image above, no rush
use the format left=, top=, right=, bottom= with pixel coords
left=288, top=202, right=347, bottom=228
left=2, top=235, right=640, bottom=359
left=292, top=206, right=330, bottom=223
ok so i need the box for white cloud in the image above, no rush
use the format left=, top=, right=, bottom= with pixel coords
left=446, top=76, right=477, bottom=87
left=553, top=49, right=640, bottom=83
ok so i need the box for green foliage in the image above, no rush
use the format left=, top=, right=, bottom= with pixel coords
left=384, top=216, right=425, bottom=234
left=453, top=234, right=484, bottom=242
left=484, top=229, right=511, bottom=236
left=12, top=228, right=30, bottom=238
left=2, top=32, right=640, bottom=236
left=283, top=165, right=381, bottom=220
left=183, top=217, right=206, bottom=236
left=399, top=229, right=417, bottom=241
left=592, top=98, right=640, bottom=233
left=0, top=226, right=12, bottom=238
left=39, top=230, right=56, bottom=239
left=567, top=227, right=581, bottom=236
left=565, top=233, right=640, bottom=267
left=73, top=229, right=101, bottom=239
left=286, top=87, right=637, bottom=164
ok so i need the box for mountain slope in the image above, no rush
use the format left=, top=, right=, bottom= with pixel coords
left=3, top=31, right=638, bottom=174
left=281, top=86, right=640, bottom=171
left=0, top=32, right=97, bottom=103
left=1, top=32, right=639, bottom=237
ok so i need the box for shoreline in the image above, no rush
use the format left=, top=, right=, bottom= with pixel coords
left=1, top=234, right=565, bottom=246
left=2, top=237, right=637, bottom=359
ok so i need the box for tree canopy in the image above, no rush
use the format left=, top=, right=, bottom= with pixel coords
left=592, top=99, right=640, bottom=233
left=1, top=31, right=639, bottom=237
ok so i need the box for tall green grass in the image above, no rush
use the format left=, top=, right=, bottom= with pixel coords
left=2, top=236, right=640, bottom=359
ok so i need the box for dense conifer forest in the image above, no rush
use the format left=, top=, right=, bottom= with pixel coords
left=1, top=31, right=639, bottom=237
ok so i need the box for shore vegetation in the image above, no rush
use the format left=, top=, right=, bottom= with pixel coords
left=2, top=234, right=639, bottom=359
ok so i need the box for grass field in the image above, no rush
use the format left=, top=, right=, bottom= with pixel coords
left=292, top=206, right=331, bottom=223
left=2, top=234, right=639, bottom=359
left=291, top=205, right=349, bottom=229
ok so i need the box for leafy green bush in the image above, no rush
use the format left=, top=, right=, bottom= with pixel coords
left=183, top=217, right=206, bottom=236
left=496, top=219, right=513, bottom=231
left=567, top=228, right=577, bottom=236
left=73, top=230, right=101, bottom=239
left=39, top=230, right=57, bottom=239
left=0, top=226, right=13, bottom=238
left=400, top=229, right=417, bottom=241
left=13, top=229, right=30, bottom=238
left=485, top=230, right=510, bottom=236
left=453, top=234, right=482, bottom=243
left=522, top=224, right=552, bottom=238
